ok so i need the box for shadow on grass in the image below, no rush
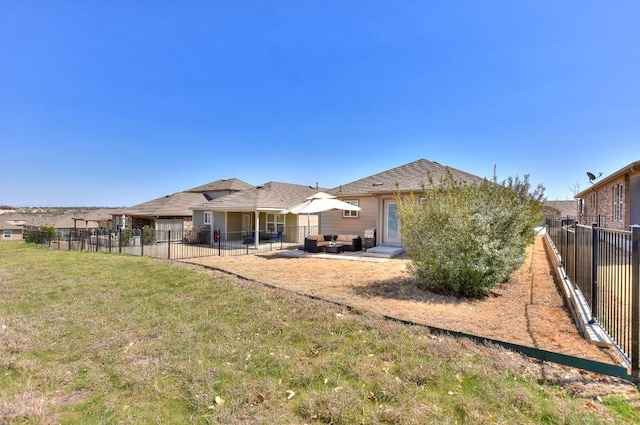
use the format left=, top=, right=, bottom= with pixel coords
left=349, top=276, right=464, bottom=306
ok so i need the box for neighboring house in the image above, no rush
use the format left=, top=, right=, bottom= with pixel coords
left=116, top=178, right=252, bottom=232
left=25, top=212, right=104, bottom=235
left=116, top=191, right=210, bottom=233
left=542, top=200, right=578, bottom=221
left=320, top=158, right=486, bottom=247
left=575, top=160, right=640, bottom=230
left=1, top=220, right=23, bottom=240
left=192, top=181, right=325, bottom=246
left=7, top=208, right=120, bottom=237
left=70, top=208, right=121, bottom=232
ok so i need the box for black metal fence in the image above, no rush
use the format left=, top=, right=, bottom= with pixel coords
left=25, top=226, right=313, bottom=260
left=546, top=218, right=639, bottom=376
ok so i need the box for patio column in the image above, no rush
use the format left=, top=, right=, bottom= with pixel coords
left=210, top=210, right=214, bottom=246
left=254, top=213, right=260, bottom=249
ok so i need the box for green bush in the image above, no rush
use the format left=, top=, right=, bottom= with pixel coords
left=396, top=169, right=544, bottom=297
left=141, top=225, right=155, bottom=244
left=119, top=227, right=132, bottom=247
left=24, top=225, right=56, bottom=244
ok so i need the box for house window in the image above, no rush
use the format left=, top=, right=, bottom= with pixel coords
left=3, top=230, right=11, bottom=238
left=342, top=200, right=359, bottom=218
left=203, top=211, right=211, bottom=224
left=266, top=213, right=285, bottom=233
left=613, top=183, right=624, bottom=222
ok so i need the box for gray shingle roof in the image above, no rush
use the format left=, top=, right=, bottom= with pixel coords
left=2, top=210, right=112, bottom=230
left=199, top=182, right=324, bottom=211
left=74, top=208, right=122, bottom=222
left=124, top=192, right=208, bottom=216
left=330, top=158, right=485, bottom=196
left=543, top=200, right=577, bottom=218
left=0, top=220, right=23, bottom=230
left=185, top=178, right=253, bottom=193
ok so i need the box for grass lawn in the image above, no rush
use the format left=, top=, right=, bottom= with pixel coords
left=0, top=241, right=637, bottom=424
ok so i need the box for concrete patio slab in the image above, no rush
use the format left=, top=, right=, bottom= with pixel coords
left=363, top=245, right=405, bottom=258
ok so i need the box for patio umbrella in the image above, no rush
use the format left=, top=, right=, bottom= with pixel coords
left=281, top=192, right=362, bottom=230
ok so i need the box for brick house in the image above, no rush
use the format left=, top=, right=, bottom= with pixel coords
left=575, top=160, right=640, bottom=230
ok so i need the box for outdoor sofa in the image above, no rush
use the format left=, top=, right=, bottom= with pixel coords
left=304, top=234, right=362, bottom=253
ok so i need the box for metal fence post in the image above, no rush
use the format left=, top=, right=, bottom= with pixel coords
left=141, top=228, right=144, bottom=257
left=574, top=221, right=579, bottom=286
left=590, top=223, right=598, bottom=323
left=630, top=225, right=639, bottom=381
left=118, top=229, right=122, bottom=254
left=168, top=230, right=171, bottom=260
left=563, top=220, right=569, bottom=268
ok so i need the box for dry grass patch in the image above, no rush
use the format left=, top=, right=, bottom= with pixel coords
left=188, top=237, right=621, bottom=362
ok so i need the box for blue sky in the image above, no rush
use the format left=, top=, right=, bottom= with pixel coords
left=2, top=1, right=639, bottom=207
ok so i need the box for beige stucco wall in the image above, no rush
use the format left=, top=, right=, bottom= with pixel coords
left=284, top=213, right=318, bottom=232
left=319, top=196, right=378, bottom=237
left=192, top=210, right=206, bottom=227
left=319, top=193, right=428, bottom=245
left=2, top=229, right=23, bottom=240
left=226, top=212, right=244, bottom=232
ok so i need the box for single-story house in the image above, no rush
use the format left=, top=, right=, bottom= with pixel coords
left=317, top=158, right=486, bottom=248
left=575, top=160, right=640, bottom=230
left=70, top=208, right=121, bottom=232
left=542, top=200, right=578, bottom=221
left=1, top=219, right=24, bottom=240
left=191, top=181, right=325, bottom=247
left=7, top=208, right=119, bottom=238
left=115, top=178, right=252, bottom=232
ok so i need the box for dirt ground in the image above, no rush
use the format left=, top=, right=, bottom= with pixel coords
left=184, top=235, right=640, bottom=400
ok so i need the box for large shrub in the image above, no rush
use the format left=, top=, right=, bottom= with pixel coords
left=119, top=227, right=132, bottom=247
left=24, top=225, right=56, bottom=244
left=141, top=225, right=156, bottom=244
left=396, top=170, right=544, bottom=297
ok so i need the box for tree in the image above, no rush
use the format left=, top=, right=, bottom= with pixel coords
left=569, top=181, right=581, bottom=198
left=396, top=169, right=544, bottom=297
left=119, top=227, right=132, bottom=247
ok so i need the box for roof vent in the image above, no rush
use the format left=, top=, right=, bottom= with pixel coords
left=372, top=182, right=384, bottom=186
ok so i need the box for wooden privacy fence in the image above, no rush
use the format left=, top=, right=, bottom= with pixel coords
left=546, top=218, right=639, bottom=378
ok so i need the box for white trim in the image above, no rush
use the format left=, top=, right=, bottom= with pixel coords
left=342, top=200, right=359, bottom=218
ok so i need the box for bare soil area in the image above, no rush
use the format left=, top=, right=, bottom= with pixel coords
left=185, top=236, right=639, bottom=401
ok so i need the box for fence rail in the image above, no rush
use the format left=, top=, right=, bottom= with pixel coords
left=546, top=218, right=639, bottom=376
left=25, top=226, right=312, bottom=260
